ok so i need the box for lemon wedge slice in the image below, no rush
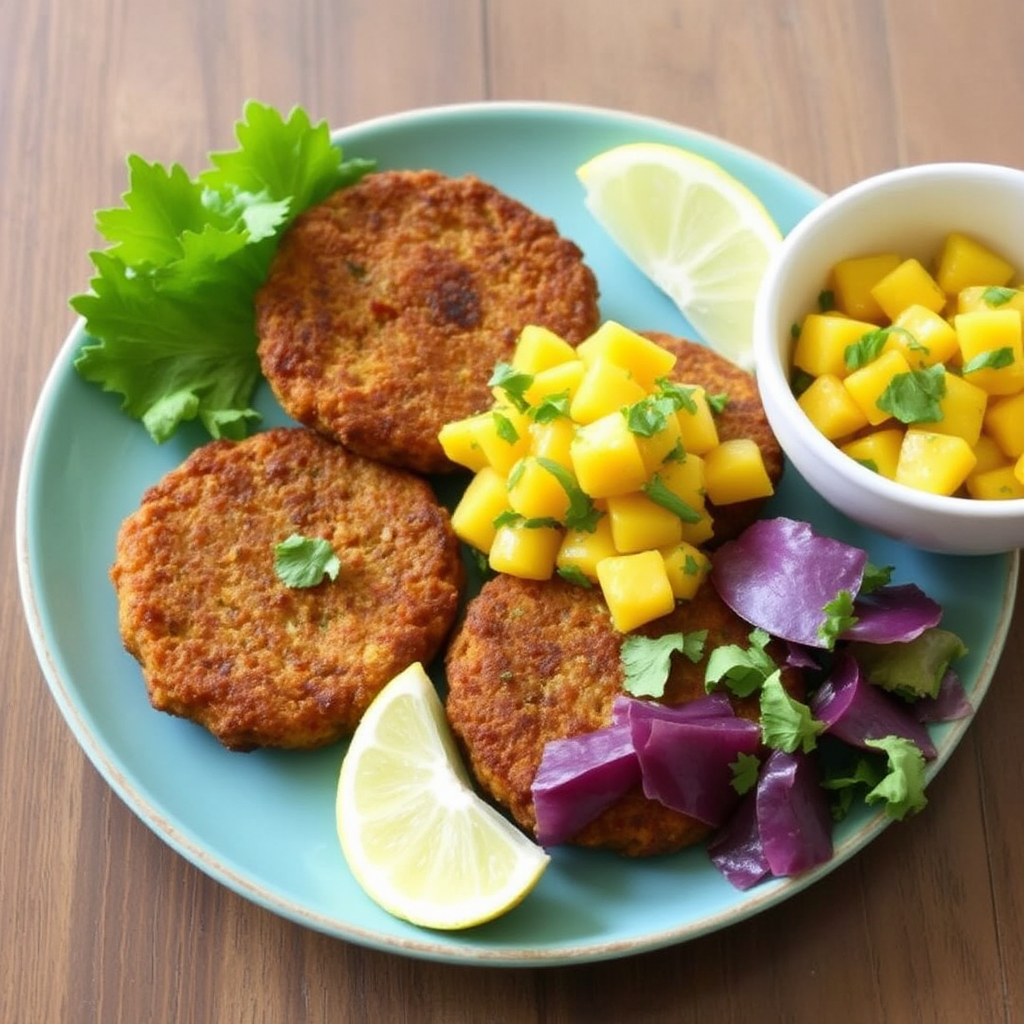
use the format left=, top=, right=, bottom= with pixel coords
left=336, top=661, right=550, bottom=930
left=577, top=142, right=782, bottom=370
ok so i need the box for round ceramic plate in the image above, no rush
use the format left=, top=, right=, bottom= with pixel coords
left=17, top=102, right=1019, bottom=966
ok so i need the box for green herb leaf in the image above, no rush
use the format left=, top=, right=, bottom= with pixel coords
left=820, top=755, right=886, bottom=821
left=962, top=346, right=1015, bottom=374
left=273, top=534, right=340, bottom=588
left=621, top=631, right=707, bottom=698
left=818, top=289, right=835, bottom=312
left=654, top=378, right=698, bottom=415
left=642, top=473, right=703, bottom=523
left=859, top=562, right=894, bottom=595
left=864, top=735, right=929, bottom=820
left=704, top=628, right=778, bottom=698
left=706, top=391, right=729, bottom=415
left=876, top=364, right=946, bottom=424
left=758, top=671, right=824, bottom=753
left=535, top=457, right=602, bottom=531
left=556, top=565, right=593, bottom=588
left=819, top=589, right=858, bottom=649
left=982, top=285, right=1018, bottom=307
left=488, top=362, right=534, bottom=413
left=530, top=390, right=571, bottom=423
left=72, top=101, right=374, bottom=444
left=492, top=410, right=520, bottom=445
left=730, top=752, right=761, bottom=795
left=624, top=394, right=677, bottom=437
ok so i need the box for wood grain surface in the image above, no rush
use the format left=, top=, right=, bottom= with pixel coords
left=2, top=2, right=1023, bottom=1021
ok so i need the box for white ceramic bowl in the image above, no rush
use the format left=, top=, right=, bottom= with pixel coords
left=753, top=162, right=1024, bottom=555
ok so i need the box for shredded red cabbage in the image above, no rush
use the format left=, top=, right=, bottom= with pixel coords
left=843, top=583, right=942, bottom=644
left=913, top=668, right=973, bottom=723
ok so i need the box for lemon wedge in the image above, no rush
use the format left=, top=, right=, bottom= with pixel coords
left=577, top=142, right=782, bottom=370
left=336, top=661, right=550, bottom=930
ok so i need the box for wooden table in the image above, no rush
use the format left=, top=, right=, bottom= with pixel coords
left=3, top=2, right=1023, bottom=1021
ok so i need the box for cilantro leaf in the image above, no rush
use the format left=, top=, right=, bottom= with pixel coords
left=819, top=589, right=858, bottom=648
left=642, top=473, right=703, bottom=523
left=859, top=562, right=894, bottom=595
left=982, top=286, right=1017, bottom=307
left=704, top=628, right=778, bottom=698
left=274, top=534, right=340, bottom=588
left=864, top=735, right=929, bottom=820
left=876, top=365, right=946, bottom=424
left=535, top=457, right=602, bottom=531
left=492, top=410, right=520, bottom=444
left=71, top=101, right=374, bottom=444
left=730, top=751, right=761, bottom=795
left=844, top=327, right=891, bottom=370
left=488, top=362, right=534, bottom=413
left=962, top=346, right=1015, bottom=374
left=556, top=565, right=593, bottom=588
left=621, top=631, right=707, bottom=698
left=706, top=391, right=729, bottom=415
left=530, top=390, right=571, bottom=423
left=653, top=378, right=698, bottom=415
left=758, top=671, right=824, bottom=753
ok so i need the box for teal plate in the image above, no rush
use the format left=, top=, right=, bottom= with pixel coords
left=16, top=103, right=1019, bottom=966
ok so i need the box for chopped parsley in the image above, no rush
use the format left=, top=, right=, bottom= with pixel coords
left=273, top=534, right=340, bottom=588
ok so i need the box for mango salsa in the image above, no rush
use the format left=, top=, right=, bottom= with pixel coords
left=442, top=321, right=777, bottom=631
left=790, top=232, right=1024, bottom=501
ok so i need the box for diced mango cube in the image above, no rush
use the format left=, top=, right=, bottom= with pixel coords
left=523, top=360, right=585, bottom=406
left=596, top=550, right=676, bottom=633
left=830, top=253, right=901, bottom=322
left=843, top=349, right=913, bottom=425
left=926, top=372, right=988, bottom=447
left=475, top=405, right=532, bottom=473
left=575, top=321, right=677, bottom=391
left=956, top=285, right=1024, bottom=316
left=657, top=454, right=707, bottom=513
left=971, top=435, right=1011, bottom=475
left=507, top=456, right=572, bottom=521
left=798, top=373, right=869, bottom=440
left=936, top=232, right=1015, bottom=294
left=511, top=325, right=577, bottom=373
left=954, top=309, right=1024, bottom=396
left=964, top=465, right=1024, bottom=500
left=678, top=510, right=716, bottom=546
left=450, top=467, right=510, bottom=553
left=703, top=439, right=775, bottom=505
left=661, top=542, right=711, bottom=601
left=840, top=428, right=904, bottom=479
left=569, top=358, right=647, bottom=424
left=636, top=412, right=684, bottom=474
left=570, top=412, right=649, bottom=497
left=888, top=305, right=960, bottom=368
left=1016, top=452, right=1024, bottom=487
left=984, top=391, right=1024, bottom=457
left=871, top=258, right=947, bottom=321
left=606, top=492, right=684, bottom=553
left=529, top=417, right=576, bottom=471
left=895, top=430, right=977, bottom=496
left=488, top=521, right=562, bottom=580
left=556, top=516, right=618, bottom=580
left=792, top=313, right=879, bottom=379
left=438, top=413, right=492, bottom=472
left=675, top=385, right=720, bottom=455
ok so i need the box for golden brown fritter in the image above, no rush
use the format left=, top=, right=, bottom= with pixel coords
left=643, top=331, right=785, bottom=542
left=111, top=427, right=464, bottom=751
left=256, top=169, right=600, bottom=475
left=444, top=573, right=802, bottom=857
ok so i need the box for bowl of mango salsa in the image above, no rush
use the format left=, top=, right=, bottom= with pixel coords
left=754, top=162, right=1024, bottom=554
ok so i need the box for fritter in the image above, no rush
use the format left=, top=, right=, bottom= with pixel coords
left=644, top=331, right=785, bottom=542
left=111, top=427, right=464, bottom=751
left=255, top=169, right=601, bottom=475
left=444, top=573, right=803, bottom=857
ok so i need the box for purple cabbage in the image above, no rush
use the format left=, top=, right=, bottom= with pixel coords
left=811, top=650, right=937, bottom=759
left=612, top=692, right=734, bottom=726
left=707, top=790, right=769, bottom=890
left=913, top=668, right=973, bottom=723
left=710, top=518, right=869, bottom=648
left=843, top=583, right=942, bottom=644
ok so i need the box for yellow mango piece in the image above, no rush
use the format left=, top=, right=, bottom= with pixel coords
left=523, top=359, right=586, bottom=406
left=656, top=454, right=707, bottom=512
left=703, top=439, right=775, bottom=505
left=964, top=465, right=1024, bottom=500
left=475, top=405, right=532, bottom=473
left=830, top=253, right=901, bottom=322
left=936, top=232, right=1015, bottom=294
left=570, top=412, right=649, bottom=498
left=984, top=391, right=1024, bottom=457
left=970, top=434, right=1011, bottom=475
left=925, top=372, right=988, bottom=447
left=895, top=430, right=977, bottom=496
left=798, top=373, right=869, bottom=440
left=871, top=258, right=947, bottom=321
left=511, top=325, right=577, bottom=374
left=569, top=358, right=647, bottom=424
left=437, top=413, right=492, bottom=472
left=843, top=349, right=913, bottom=426
left=678, top=511, right=716, bottom=546
left=954, top=309, right=1024, bottom=396
left=556, top=517, right=618, bottom=581
left=956, top=285, right=1024, bottom=315
left=661, top=543, right=711, bottom=601
left=840, top=427, right=904, bottom=480
left=450, top=467, right=510, bottom=553
left=792, top=313, right=879, bottom=379
left=606, top=492, right=684, bottom=553
left=887, top=305, right=960, bottom=368
left=528, top=417, right=576, bottom=470
left=1016, top=452, right=1024, bottom=487
left=576, top=321, right=677, bottom=390
left=675, top=385, right=720, bottom=455
left=596, top=550, right=676, bottom=633
left=488, top=521, right=562, bottom=580
left=636, top=413, right=684, bottom=475
left=507, top=456, right=573, bottom=521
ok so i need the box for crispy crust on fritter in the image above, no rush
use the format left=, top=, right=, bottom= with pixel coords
left=444, top=574, right=803, bottom=857
left=643, top=331, right=784, bottom=542
left=255, top=169, right=600, bottom=475
left=111, top=427, right=464, bottom=751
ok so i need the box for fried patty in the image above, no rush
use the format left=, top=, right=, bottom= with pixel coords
left=256, top=169, right=600, bottom=475
left=111, top=427, right=464, bottom=751
left=643, top=331, right=784, bottom=542
left=444, top=573, right=803, bottom=857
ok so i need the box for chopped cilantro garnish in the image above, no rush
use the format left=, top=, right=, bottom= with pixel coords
left=856, top=458, right=880, bottom=473
left=704, top=628, right=778, bottom=698
left=488, top=363, right=534, bottom=412
left=654, top=377, right=698, bottom=415
left=962, top=346, right=1014, bottom=374
left=876, top=364, right=946, bottom=424
left=492, top=409, right=520, bottom=444
left=859, top=562, right=894, bottom=595
left=535, top=457, right=602, bottom=531
left=864, top=735, right=929, bottom=820
left=706, top=391, right=729, bottom=415
left=492, top=510, right=561, bottom=530
left=556, top=565, right=593, bottom=588
left=530, top=390, right=571, bottom=423
left=621, top=630, right=707, bottom=698
left=818, top=289, right=835, bottom=312
left=642, top=473, right=703, bottom=523
left=273, top=534, right=340, bottom=588
left=624, top=394, right=677, bottom=437
left=730, top=752, right=761, bottom=795
left=662, top=438, right=687, bottom=464
left=819, top=589, right=858, bottom=648
left=844, top=326, right=920, bottom=370
left=982, top=285, right=1017, bottom=307
left=758, top=671, right=824, bottom=753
